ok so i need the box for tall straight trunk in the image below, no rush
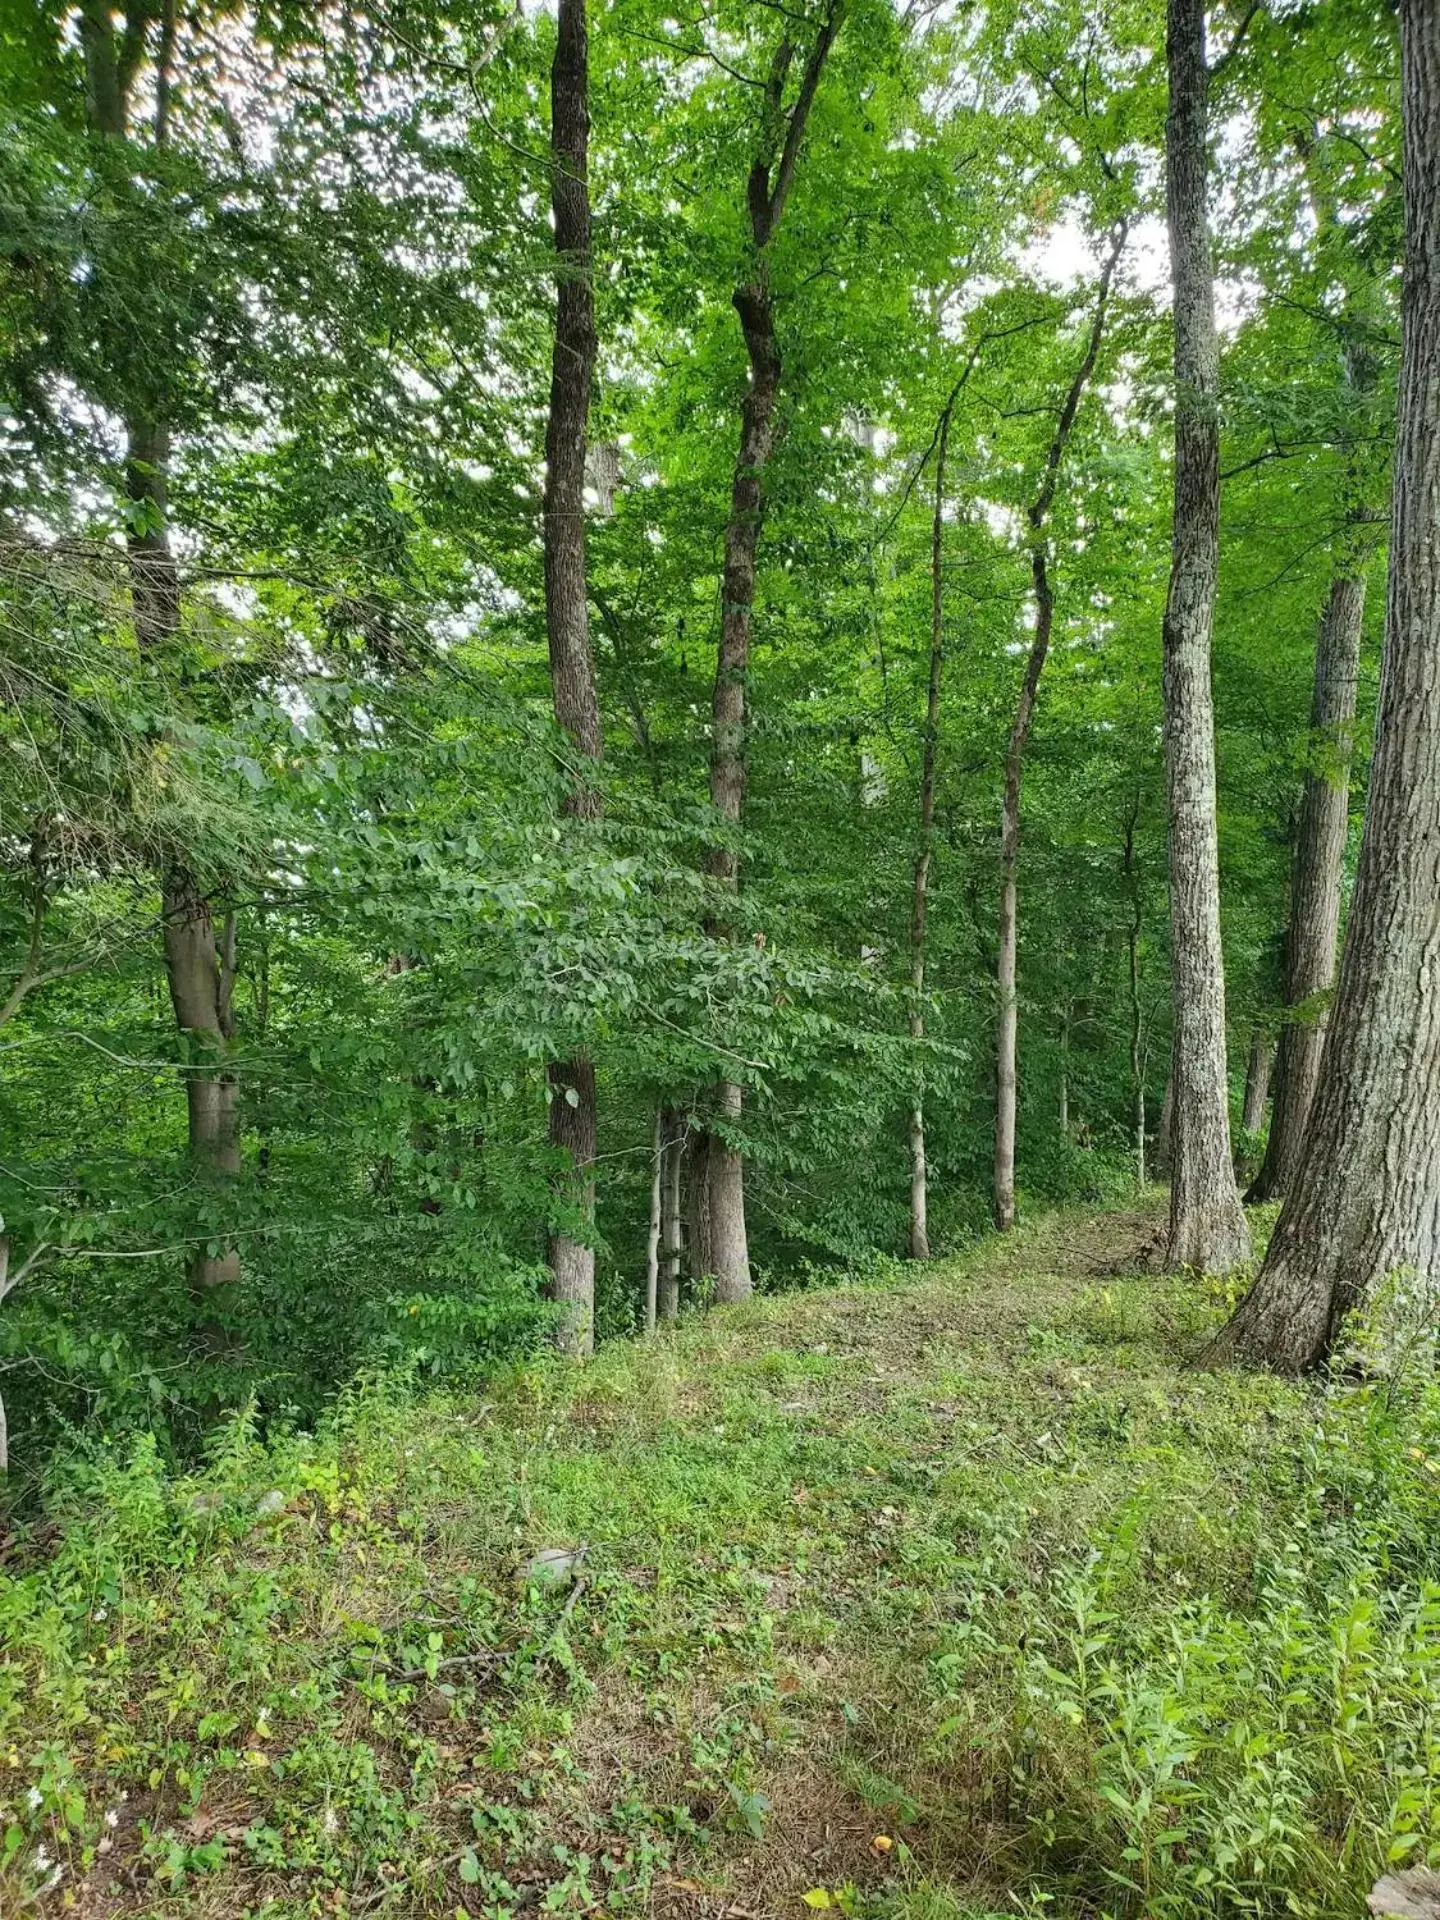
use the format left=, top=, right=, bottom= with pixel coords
left=542, top=0, right=602, bottom=1355
left=698, top=6, right=843, bottom=1305
left=1248, top=574, right=1366, bottom=1200
left=1160, top=0, right=1250, bottom=1272
left=82, top=20, right=242, bottom=1302
left=1241, top=1031, right=1271, bottom=1135
left=993, top=224, right=1126, bottom=1231
left=659, top=1108, right=683, bottom=1322
left=1212, top=0, right=1440, bottom=1369
left=908, top=398, right=953, bottom=1260
left=643, top=1108, right=662, bottom=1333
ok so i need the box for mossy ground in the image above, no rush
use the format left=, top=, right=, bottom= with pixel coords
left=6, top=1193, right=1440, bottom=1920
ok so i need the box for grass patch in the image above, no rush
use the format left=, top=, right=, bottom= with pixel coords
left=4, top=1195, right=1440, bottom=1918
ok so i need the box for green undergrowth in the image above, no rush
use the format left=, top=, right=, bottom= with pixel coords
left=5, top=1196, right=1440, bottom=1920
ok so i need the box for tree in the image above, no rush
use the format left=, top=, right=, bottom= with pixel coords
left=694, top=0, right=844, bottom=1304
left=1159, top=0, right=1250, bottom=1273
left=993, top=221, right=1126, bottom=1233
left=1211, top=0, right=1440, bottom=1372
left=542, top=0, right=603, bottom=1355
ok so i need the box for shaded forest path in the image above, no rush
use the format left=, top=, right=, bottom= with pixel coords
left=32, top=1191, right=1383, bottom=1920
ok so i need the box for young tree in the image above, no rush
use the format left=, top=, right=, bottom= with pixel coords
left=696, top=0, right=844, bottom=1304
left=993, top=222, right=1126, bottom=1233
left=78, top=7, right=243, bottom=1303
left=541, top=0, right=603, bottom=1355
left=1159, top=0, right=1249, bottom=1272
left=906, top=391, right=953, bottom=1261
left=1211, top=0, right=1440, bottom=1371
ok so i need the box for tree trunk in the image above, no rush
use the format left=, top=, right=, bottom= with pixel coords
left=1248, top=574, right=1366, bottom=1200
left=699, top=7, right=842, bottom=1304
left=1241, top=1031, right=1271, bottom=1136
left=908, top=394, right=952, bottom=1261
left=78, top=21, right=247, bottom=1309
left=1124, top=809, right=1147, bottom=1188
left=1154, top=1073, right=1175, bottom=1176
left=660, top=1108, right=683, bottom=1322
left=165, top=881, right=240, bottom=1296
left=993, top=224, right=1127, bottom=1231
left=1212, top=0, right=1440, bottom=1370
left=643, top=1108, right=662, bottom=1333
left=1160, top=0, right=1250, bottom=1272
left=541, top=0, right=602, bottom=1355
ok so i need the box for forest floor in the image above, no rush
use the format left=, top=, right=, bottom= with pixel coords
left=7, top=1189, right=1440, bottom=1920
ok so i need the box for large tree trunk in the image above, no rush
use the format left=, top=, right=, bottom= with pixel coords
left=541, top=0, right=602, bottom=1354
left=698, top=8, right=842, bottom=1305
left=1211, top=0, right=1440, bottom=1371
left=1159, top=0, right=1250, bottom=1273
left=908, top=396, right=952, bottom=1261
left=1247, top=574, right=1366, bottom=1200
left=993, top=225, right=1126, bottom=1231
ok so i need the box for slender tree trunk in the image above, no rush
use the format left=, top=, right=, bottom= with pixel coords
left=643, top=1107, right=662, bottom=1333
left=660, top=1108, right=682, bottom=1322
left=541, top=0, right=602, bottom=1355
left=1160, top=0, right=1250, bottom=1272
left=78, top=20, right=245, bottom=1306
left=1248, top=575, right=1366, bottom=1199
left=1241, top=1031, right=1271, bottom=1135
left=993, top=225, right=1126, bottom=1231
left=698, top=7, right=843, bottom=1304
left=908, top=398, right=952, bottom=1260
left=687, top=1123, right=714, bottom=1294
left=1212, top=0, right=1440, bottom=1370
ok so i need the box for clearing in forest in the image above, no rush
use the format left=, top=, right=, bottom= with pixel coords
left=6, top=1195, right=1440, bottom=1919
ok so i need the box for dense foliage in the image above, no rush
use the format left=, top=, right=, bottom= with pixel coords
left=0, top=0, right=1400, bottom=1467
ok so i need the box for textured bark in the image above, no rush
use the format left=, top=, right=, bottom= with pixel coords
left=1154, top=1074, right=1175, bottom=1176
left=659, top=1108, right=683, bottom=1322
left=1248, top=575, right=1366, bottom=1200
left=541, top=0, right=602, bottom=1354
left=993, top=225, right=1126, bottom=1231
left=1160, top=0, right=1250, bottom=1272
left=908, top=398, right=952, bottom=1261
left=1211, top=0, right=1440, bottom=1371
left=700, top=5, right=842, bottom=1304
left=1241, top=1031, right=1272, bottom=1136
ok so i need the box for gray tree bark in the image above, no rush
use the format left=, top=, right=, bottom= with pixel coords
left=1248, top=576, right=1367, bottom=1200
left=993, top=224, right=1126, bottom=1231
left=1211, top=0, right=1440, bottom=1371
left=643, top=1108, right=662, bottom=1333
left=542, top=0, right=603, bottom=1354
left=659, top=1108, right=683, bottom=1322
left=1160, top=0, right=1250, bottom=1272
left=699, top=6, right=843, bottom=1305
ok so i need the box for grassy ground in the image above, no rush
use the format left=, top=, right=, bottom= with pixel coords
left=5, top=1193, right=1440, bottom=1920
